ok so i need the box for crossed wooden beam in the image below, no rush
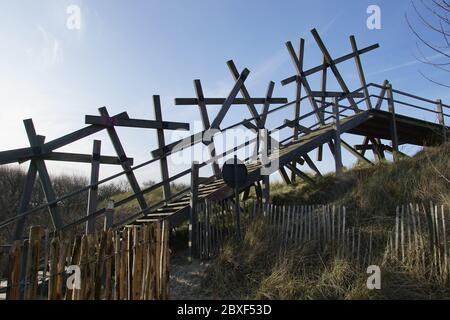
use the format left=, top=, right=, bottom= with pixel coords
left=281, top=29, right=380, bottom=182
left=174, top=60, right=289, bottom=183
left=4, top=104, right=190, bottom=239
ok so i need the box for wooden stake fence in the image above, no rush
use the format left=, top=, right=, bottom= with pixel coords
left=385, top=203, right=449, bottom=285
left=5, top=220, right=170, bottom=300
left=193, top=200, right=450, bottom=287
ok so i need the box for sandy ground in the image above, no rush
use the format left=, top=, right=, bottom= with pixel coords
left=169, top=251, right=213, bottom=300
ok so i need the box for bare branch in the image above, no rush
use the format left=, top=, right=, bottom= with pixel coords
left=419, top=70, right=450, bottom=87
left=406, top=13, right=450, bottom=58
left=424, top=0, right=450, bottom=24
left=415, top=43, right=450, bottom=69
left=413, top=1, right=450, bottom=35
left=439, top=19, right=450, bottom=46
left=432, top=0, right=450, bottom=13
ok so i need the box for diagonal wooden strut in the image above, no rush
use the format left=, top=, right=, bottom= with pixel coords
left=24, top=120, right=63, bottom=230
left=310, top=29, right=358, bottom=111
left=227, top=60, right=262, bottom=128
left=285, top=39, right=336, bottom=160
left=98, top=107, right=147, bottom=210
left=350, top=35, right=372, bottom=110
left=153, top=95, right=171, bottom=200
left=193, top=79, right=221, bottom=176
left=210, top=68, right=250, bottom=129
left=291, top=39, right=304, bottom=181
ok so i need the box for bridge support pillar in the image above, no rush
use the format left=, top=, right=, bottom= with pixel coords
left=387, top=84, right=399, bottom=161
left=153, top=96, right=172, bottom=201
left=189, top=161, right=200, bottom=261
left=436, top=99, right=447, bottom=144
left=103, top=200, right=114, bottom=230
left=86, top=140, right=101, bottom=234
left=262, top=175, right=270, bottom=215
left=332, top=97, right=343, bottom=176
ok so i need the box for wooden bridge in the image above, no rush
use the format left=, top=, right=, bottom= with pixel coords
left=0, top=29, right=448, bottom=241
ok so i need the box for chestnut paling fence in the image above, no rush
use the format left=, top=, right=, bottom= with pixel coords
left=193, top=201, right=450, bottom=286
left=4, top=220, right=169, bottom=300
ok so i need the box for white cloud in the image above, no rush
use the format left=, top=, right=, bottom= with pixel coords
left=367, top=51, right=450, bottom=76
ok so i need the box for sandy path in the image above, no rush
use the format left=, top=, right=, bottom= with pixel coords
left=169, top=251, right=213, bottom=300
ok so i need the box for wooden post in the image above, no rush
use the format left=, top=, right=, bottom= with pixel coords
left=387, top=84, right=399, bottom=161
left=104, top=200, right=114, bottom=230
left=119, top=228, right=128, bottom=300
left=127, top=228, right=133, bottom=300
left=104, top=230, right=113, bottom=300
left=189, top=161, right=200, bottom=260
left=48, top=237, right=59, bottom=300
left=140, top=224, right=149, bottom=300
left=350, top=35, right=372, bottom=110
left=374, top=80, right=389, bottom=110
left=94, top=231, right=107, bottom=300
left=262, top=175, right=270, bottom=216
left=114, top=231, right=121, bottom=300
left=23, top=120, right=62, bottom=230
left=332, top=97, right=343, bottom=176
left=66, top=236, right=81, bottom=300
left=193, top=80, right=220, bottom=176
left=13, top=162, right=38, bottom=240
left=153, top=95, right=171, bottom=200
left=257, top=81, right=275, bottom=162
left=317, top=55, right=327, bottom=162
left=292, top=39, right=305, bottom=180
left=131, top=227, right=141, bottom=300
left=233, top=156, right=242, bottom=241
left=7, top=241, right=21, bottom=300
left=24, top=226, right=42, bottom=300
left=436, top=99, right=447, bottom=144
left=18, top=239, right=28, bottom=299
left=161, top=219, right=170, bottom=299
left=154, top=222, right=162, bottom=299
left=86, top=140, right=101, bottom=234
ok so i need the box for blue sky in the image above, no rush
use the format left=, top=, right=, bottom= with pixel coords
left=0, top=0, right=448, bottom=184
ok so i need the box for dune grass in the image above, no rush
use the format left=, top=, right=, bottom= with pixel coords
left=271, top=143, right=449, bottom=215
left=201, top=144, right=450, bottom=300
